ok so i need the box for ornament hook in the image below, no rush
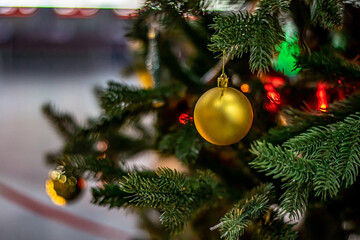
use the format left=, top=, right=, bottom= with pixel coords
left=217, top=50, right=228, bottom=87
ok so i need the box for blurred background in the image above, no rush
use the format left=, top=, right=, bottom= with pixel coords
left=0, top=2, right=153, bottom=239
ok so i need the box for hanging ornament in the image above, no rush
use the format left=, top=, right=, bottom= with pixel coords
left=193, top=51, right=253, bottom=145
left=46, top=169, right=86, bottom=206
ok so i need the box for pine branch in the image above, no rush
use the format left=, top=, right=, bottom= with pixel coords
left=139, top=0, right=212, bottom=54
left=265, top=108, right=327, bottom=145
left=92, top=171, right=159, bottom=207
left=253, top=210, right=298, bottom=240
left=251, top=113, right=360, bottom=219
left=297, top=50, right=360, bottom=80
left=209, top=0, right=290, bottom=74
left=95, top=81, right=183, bottom=117
left=139, top=0, right=207, bottom=21
left=344, top=0, right=360, bottom=8
left=329, top=93, right=360, bottom=119
left=45, top=107, right=147, bottom=147
left=128, top=0, right=217, bottom=88
left=157, top=37, right=205, bottom=92
left=217, top=183, right=274, bottom=240
left=250, top=142, right=313, bottom=218
left=46, top=118, right=154, bottom=179
left=135, top=209, right=172, bottom=240
left=310, top=0, right=343, bottom=30
left=107, top=132, right=154, bottom=158
left=159, top=125, right=202, bottom=164
left=336, top=117, right=360, bottom=187
left=118, top=167, right=220, bottom=233
left=92, top=183, right=134, bottom=208
left=209, top=0, right=347, bottom=74
left=250, top=141, right=315, bottom=183
left=61, top=81, right=182, bottom=146
left=283, top=114, right=360, bottom=199
left=266, top=93, right=360, bottom=144
left=42, top=103, right=79, bottom=140
left=278, top=181, right=310, bottom=219
left=56, top=154, right=126, bottom=182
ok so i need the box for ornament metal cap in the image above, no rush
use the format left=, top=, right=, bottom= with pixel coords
left=217, top=73, right=228, bottom=87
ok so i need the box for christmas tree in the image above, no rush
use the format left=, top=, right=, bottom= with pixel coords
left=43, top=0, right=360, bottom=239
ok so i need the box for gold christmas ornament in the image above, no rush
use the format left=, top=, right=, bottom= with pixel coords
left=46, top=170, right=86, bottom=206
left=194, top=52, right=253, bottom=145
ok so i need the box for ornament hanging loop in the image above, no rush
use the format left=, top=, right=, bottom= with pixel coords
left=217, top=50, right=229, bottom=88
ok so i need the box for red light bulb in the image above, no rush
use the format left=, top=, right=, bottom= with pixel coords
left=267, top=91, right=281, bottom=104
left=179, top=113, right=193, bottom=125
left=316, top=83, right=328, bottom=112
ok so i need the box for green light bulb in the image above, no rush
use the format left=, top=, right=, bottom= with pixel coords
left=273, top=22, right=301, bottom=76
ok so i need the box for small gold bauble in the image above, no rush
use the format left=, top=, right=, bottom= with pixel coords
left=46, top=171, right=86, bottom=206
left=194, top=83, right=253, bottom=146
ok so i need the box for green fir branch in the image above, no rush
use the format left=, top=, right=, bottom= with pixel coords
left=336, top=117, right=360, bottom=187
left=283, top=114, right=360, bottom=199
left=118, top=167, right=220, bottom=233
left=92, top=183, right=135, bottom=208
left=56, top=154, right=126, bottom=182
left=266, top=93, right=360, bottom=144
left=210, top=0, right=346, bottom=74
left=310, top=0, right=343, bottom=30
left=139, top=0, right=207, bottom=21
left=278, top=181, right=310, bottom=219
left=258, top=0, right=292, bottom=12
left=138, top=0, right=212, bottom=51
left=283, top=125, right=336, bottom=159
left=313, top=160, right=341, bottom=199
left=42, top=103, right=79, bottom=140
left=91, top=171, right=159, bottom=209
left=297, top=50, right=360, bottom=80
left=344, top=0, right=360, bottom=8
left=210, top=12, right=258, bottom=58
left=265, top=107, right=329, bottom=145
left=217, top=183, right=274, bottom=240
left=159, top=125, right=202, bottom=164
left=250, top=142, right=313, bottom=218
left=209, top=0, right=290, bottom=74
left=250, top=141, right=315, bottom=183
left=129, top=0, right=215, bottom=70
left=329, top=93, right=360, bottom=118
left=251, top=113, right=360, bottom=219
left=253, top=210, right=298, bottom=240
left=107, top=132, right=154, bottom=158
left=284, top=125, right=343, bottom=200
left=95, top=81, right=183, bottom=117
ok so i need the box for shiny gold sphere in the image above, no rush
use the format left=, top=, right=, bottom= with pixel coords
left=194, top=87, right=253, bottom=145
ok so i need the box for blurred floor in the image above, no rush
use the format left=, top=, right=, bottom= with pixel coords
left=0, top=9, right=149, bottom=240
